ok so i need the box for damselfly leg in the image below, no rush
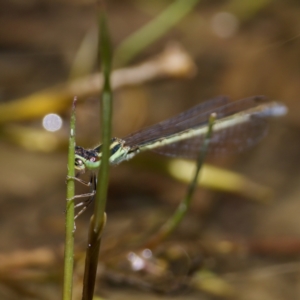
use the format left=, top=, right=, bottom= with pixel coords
left=67, top=173, right=97, bottom=219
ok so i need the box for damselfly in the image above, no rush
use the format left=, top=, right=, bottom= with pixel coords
left=71, top=95, right=287, bottom=218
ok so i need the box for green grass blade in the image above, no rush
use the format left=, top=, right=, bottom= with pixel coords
left=81, top=5, right=113, bottom=300
left=115, top=0, right=200, bottom=66
left=63, top=97, right=77, bottom=300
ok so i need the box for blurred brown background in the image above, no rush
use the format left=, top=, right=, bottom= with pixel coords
left=1, top=0, right=300, bottom=299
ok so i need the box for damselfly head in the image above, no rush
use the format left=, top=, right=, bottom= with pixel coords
left=75, top=146, right=99, bottom=172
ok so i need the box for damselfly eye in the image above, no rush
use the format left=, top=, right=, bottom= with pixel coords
left=75, top=159, right=83, bottom=167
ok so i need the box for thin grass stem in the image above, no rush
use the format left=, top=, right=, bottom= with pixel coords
left=81, top=5, right=113, bottom=300
left=62, top=97, right=77, bottom=300
left=143, top=113, right=216, bottom=249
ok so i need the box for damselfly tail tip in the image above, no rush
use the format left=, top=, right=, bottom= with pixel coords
left=270, top=102, right=288, bottom=117
left=255, top=102, right=288, bottom=118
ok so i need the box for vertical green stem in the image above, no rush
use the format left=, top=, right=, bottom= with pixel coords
left=63, top=97, right=77, bottom=300
left=81, top=5, right=113, bottom=300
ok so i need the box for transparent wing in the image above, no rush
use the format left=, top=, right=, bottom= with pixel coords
left=124, top=95, right=230, bottom=147
left=124, top=95, right=269, bottom=157
left=153, top=114, right=268, bottom=158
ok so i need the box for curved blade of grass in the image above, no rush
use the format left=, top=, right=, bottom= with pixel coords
left=115, top=0, right=200, bottom=66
